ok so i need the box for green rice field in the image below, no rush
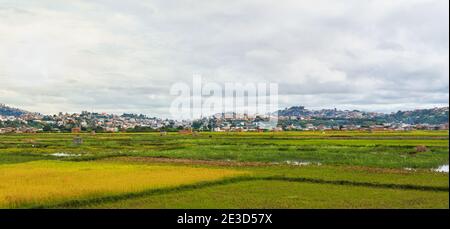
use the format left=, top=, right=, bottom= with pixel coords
left=0, top=131, right=448, bottom=209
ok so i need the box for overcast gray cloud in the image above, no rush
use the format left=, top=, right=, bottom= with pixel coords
left=0, top=0, right=448, bottom=117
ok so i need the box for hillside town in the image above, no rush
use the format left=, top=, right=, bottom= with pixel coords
left=0, top=106, right=190, bottom=133
left=1, top=104, right=449, bottom=134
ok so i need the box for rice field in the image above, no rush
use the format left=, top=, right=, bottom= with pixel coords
left=0, top=131, right=448, bottom=209
left=0, top=160, right=245, bottom=208
left=85, top=180, right=449, bottom=209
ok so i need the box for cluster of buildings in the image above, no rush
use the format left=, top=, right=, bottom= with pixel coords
left=196, top=121, right=449, bottom=133
left=190, top=111, right=449, bottom=132
left=277, top=106, right=382, bottom=119
left=0, top=111, right=191, bottom=133
left=282, top=123, right=449, bottom=131
left=1, top=106, right=449, bottom=133
left=0, top=113, right=40, bottom=133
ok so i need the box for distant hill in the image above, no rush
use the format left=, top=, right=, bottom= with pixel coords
left=1, top=103, right=449, bottom=125
left=0, top=104, right=29, bottom=117
left=276, top=106, right=449, bottom=125
left=385, top=107, right=449, bottom=125
left=277, top=106, right=311, bottom=116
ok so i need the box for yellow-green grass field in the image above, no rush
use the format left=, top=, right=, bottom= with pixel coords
left=0, top=131, right=448, bottom=209
left=86, top=180, right=449, bottom=209
left=0, top=160, right=245, bottom=208
left=66, top=157, right=448, bottom=209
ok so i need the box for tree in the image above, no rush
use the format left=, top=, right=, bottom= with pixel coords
left=43, top=125, right=52, bottom=132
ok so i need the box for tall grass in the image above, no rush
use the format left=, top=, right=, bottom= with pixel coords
left=0, top=160, right=245, bottom=208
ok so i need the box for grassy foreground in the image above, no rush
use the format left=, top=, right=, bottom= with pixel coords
left=0, top=160, right=245, bottom=208
left=0, top=131, right=448, bottom=209
left=86, top=180, right=448, bottom=209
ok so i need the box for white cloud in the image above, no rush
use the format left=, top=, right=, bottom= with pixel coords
left=0, top=0, right=448, bottom=116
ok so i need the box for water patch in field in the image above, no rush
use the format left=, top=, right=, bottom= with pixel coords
left=49, top=153, right=82, bottom=157
left=403, top=167, right=416, bottom=172
left=282, top=160, right=321, bottom=166
left=433, top=165, right=449, bottom=173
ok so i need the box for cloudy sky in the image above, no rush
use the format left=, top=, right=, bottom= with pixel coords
left=0, top=0, right=448, bottom=117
